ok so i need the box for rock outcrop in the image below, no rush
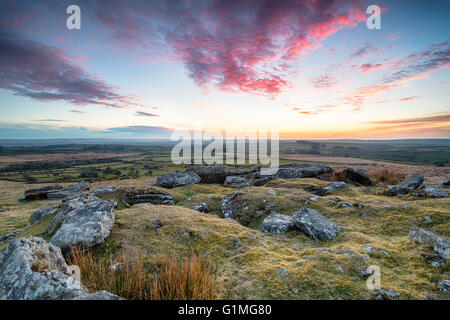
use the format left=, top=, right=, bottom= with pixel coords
left=91, top=186, right=115, bottom=197
left=0, top=236, right=86, bottom=300
left=261, top=212, right=294, bottom=234
left=125, top=188, right=174, bottom=205
left=413, top=185, right=449, bottom=198
left=50, top=200, right=115, bottom=252
left=46, top=181, right=90, bottom=200
left=276, top=164, right=333, bottom=179
left=156, top=171, right=201, bottom=188
left=398, top=175, right=424, bottom=194
left=409, top=226, right=449, bottom=260
left=292, top=208, right=340, bottom=241
left=187, top=165, right=227, bottom=184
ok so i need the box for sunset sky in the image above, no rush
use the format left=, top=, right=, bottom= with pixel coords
left=0, top=0, right=449, bottom=139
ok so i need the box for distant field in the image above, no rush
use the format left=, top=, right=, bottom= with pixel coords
left=0, top=152, right=142, bottom=163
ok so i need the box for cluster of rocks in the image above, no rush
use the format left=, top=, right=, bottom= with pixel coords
left=0, top=236, right=122, bottom=300
left=387, top=175, right=449, bottom=198
left=156, top=164, right=335, bottom=189
left=23, top=181, right=90, bottom=201
left=409, top=226, right=449, bottom=262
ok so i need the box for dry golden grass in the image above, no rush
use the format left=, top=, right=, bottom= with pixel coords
left=68, top=246, right=149, bottom=299
left=368, top=168, right=406, bottom=185
left=151, top=254, right=219, bottom=300
left=68, top=247, right=219, bottom=300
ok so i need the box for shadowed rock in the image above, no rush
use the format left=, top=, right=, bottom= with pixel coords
left=187, top=165, right=227, bottom=184
left=0, top=231, right=21, bottom=242
left=338, top=168, right=372, bottom=186
left=292, top=208, right=340, bottom=241
left=156, top=171, right=201, bottom=188
left=0, top=236, right=87, bottom=300
left=261, top=212, right=294, bottom=234
left=50, top=200, right=115, bottom=252
left=24, top=185, right=63, bottom=200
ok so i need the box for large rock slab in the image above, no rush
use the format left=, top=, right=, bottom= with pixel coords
left=276, top=164, right=333, bottom=179
left=226, top=167, right=258, bottom=177
left=187, top=165, right=227, bottom=184
left=409, top=226, right=449, bottom=260
left=29, top=205, right=59, bottom=224
left=261, top=212, right=294, bottom=234
left=91, top=186, right=115, bottom=197
left=46, top=181, right=90, bottom=200
left=0, top=236, right=87, bottom=300
left=398, top=175, right=424, bottom=194
left=156, top=171, right=201, bottom=188
left=24, top=185, right=63, bottom=200
left=292, top=208, right=340, bottom=241
left=46, top=194, right=96, bottom=235
left=338, top=168, right=372, bottom=186
left=50, top=200, right=115, bottom=252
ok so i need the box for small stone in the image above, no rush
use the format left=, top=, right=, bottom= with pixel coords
left=278, top=267, right=288, bottom=275
left=267, top=189, right=277, bottom=196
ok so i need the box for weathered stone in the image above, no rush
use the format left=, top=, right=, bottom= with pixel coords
left=29, top=205, right=59, bottom=224
left=73, top=290, right=124, bottom=300
left=276, top=164, right=333, bottom=179
left=156, top=171, right=201, bottom=188
left=409, top=226, right=449, bottom=260
left=47, top=196, right=90, bottom=235
left=24, top=185, right=63, bottom=200
left=314, top=181, right=349, bottom=196
left=186, top=165, right=227, bottom=184
left=292, top=208, right=340, bottom=241
left=413, top=185, right=449, bottom=198
left=224, top=175, right=247, bottom=186
left=261, top=212, right=294, bottom=234
left=0, top=236, right=87, bottom=300
left=190, top=203, right=209, bottom=213
left=238, top=176, right=273, bottom=188
left=443, top=177, right=450, bottom=186
left=125, top=188, right=174, bottom=205
left=91, top=186, right=115, bottom=196
left=338, top=168, right=372, bottom=186
left=50, top=200, right=115, bottom=252
left=46, top=181, right=90, bottom=200
left=398, top=175, right=424, bottom=194
left=226, top=168, right=258, bottom=177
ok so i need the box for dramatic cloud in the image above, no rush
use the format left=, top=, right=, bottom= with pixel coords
left=93, top=0, right=366, bottom=95
left=0, top=29, right=141, bottom=108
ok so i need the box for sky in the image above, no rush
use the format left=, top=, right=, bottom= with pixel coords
left=0, top=0, right=449, bottom=139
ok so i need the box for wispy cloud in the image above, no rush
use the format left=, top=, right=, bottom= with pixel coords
left=367, top=113, right=450, bottom=125
left=135, top=111, right=159, bottom=117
